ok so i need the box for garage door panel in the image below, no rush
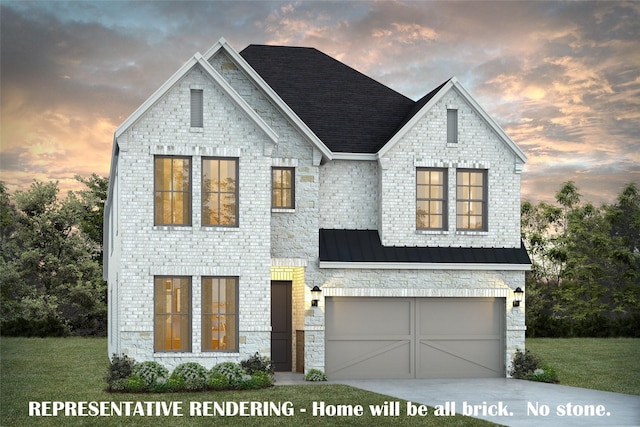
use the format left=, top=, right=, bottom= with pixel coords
left=327, top=340, right=412, bottom=379
left=417, top=338, right=502, bottom=378
left=327, top=298, right=411, bottom=336
left=417, top=298, right=501, bottom=335
left=326, top=297, right=504, bottom=379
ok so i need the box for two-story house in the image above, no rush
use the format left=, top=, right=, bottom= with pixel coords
left=104, top=38, right=530, bottom=379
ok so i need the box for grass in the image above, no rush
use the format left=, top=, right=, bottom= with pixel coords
left=1, top=337, right=495, bottom=426
left=526, top=337, right=640, bottom=395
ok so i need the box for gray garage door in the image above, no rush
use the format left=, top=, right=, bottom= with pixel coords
left=325, top=297, right=504, bottom=379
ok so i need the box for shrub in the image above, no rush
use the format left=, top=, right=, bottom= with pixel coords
left=528, top=364, right=559, bottom=383
left=210, top=362, right=249, bottom=388
left=170, top=362, right=208, bottom=391
left=241, top=352, right=274, bottom=376
left=164, top=376, right=187, bottom=392
left=123, top=375, right=147, bottom=392
left=250, top=371, right=273, bottom=388
left=304, top=369, right=328, bottom=381
left=207, top=372, right=230, bottom=391
left=509, top=349, right=540, bottom=379
left=132, top=361, right=169, bottom=389
left=510, top=349, right=559, bottom=383
left=105, top=353, right=136, bottom=391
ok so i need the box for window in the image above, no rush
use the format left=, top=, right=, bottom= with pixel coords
left=417, top=168, right=447, bottom=230
left=456, top=169, right=487, bottom=231
left=154, top=156, right=191, bottom=225
left=202, top=158, right=238, bottom=226
left=202, top=277, right=238, bottom=352
left=154, top=277, right=191, bottom=352
left=272, top=167, right=295, bottom=209
left=447, top=109, right=458, bottom=144
left=191, top=89, right=203, bottom=128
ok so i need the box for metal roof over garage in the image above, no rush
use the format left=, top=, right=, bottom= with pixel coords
left=319, top=229, right=531, bottom=269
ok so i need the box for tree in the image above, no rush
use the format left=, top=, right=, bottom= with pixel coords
left=0, top=179, right=107, bottom=336
left=522, top=181, right=640, bottom=337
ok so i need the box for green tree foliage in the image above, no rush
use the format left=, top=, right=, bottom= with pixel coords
left=522, top=182, right=640, bottom=337
left=0, top=178, right=108, bottom=336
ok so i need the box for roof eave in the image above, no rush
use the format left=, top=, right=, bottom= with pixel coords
left=319, top=261, right=532, bottom=271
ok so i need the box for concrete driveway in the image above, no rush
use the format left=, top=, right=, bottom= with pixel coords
left=336, top=378, right=640, bottom=426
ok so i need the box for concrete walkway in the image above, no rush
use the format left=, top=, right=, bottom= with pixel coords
left=274, top=373, right=640, bottom=426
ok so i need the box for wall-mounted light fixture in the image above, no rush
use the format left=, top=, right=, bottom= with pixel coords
left=311, top=286, right=322, bottom=307
left=513, top=287, right=524, bottom=307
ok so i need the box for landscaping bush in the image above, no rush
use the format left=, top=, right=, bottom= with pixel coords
left=304, top=368, right=328, bottom=381
left=132, top=361, right=169, bottom=390
left=105, top=353, right=136, bottom=391
left=103, top=356, right=273, bottom=393
left=250, top=371, right=273, bottom=388
left=170, top=362, right=208, bottom=391
left=510, top=348, right=558, bottom=383
left=210, top=361, right=249, bottom=389
left=241, top=352, right=274, bottom=376
left=510, top=349, right=540, bottom=379
left=207, top=372, right=230, bottom=391
left=528, top=364, right=559, bottom=383
left=123, top=375, right=147, bottom=392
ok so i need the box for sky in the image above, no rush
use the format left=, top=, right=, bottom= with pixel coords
left=1, top=1, right=639, bottom=205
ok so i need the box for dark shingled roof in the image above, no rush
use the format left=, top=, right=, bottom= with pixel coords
left=240, top=44, right=423, bottom=153
left=319, top=229, right=532, bottom=265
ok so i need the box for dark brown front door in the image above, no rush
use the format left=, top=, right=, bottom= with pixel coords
left=271, top=281, right=292, bottom=371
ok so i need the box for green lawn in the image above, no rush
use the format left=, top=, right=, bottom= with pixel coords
left=0, top=337, right=494, bottom=426
left=526, top=337, right=640, bottom=395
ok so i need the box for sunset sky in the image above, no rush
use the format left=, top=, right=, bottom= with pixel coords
left=1, top=1, right=638, bottom=204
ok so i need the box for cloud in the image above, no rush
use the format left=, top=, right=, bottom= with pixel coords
left=1, top=1, right=638, bottom=205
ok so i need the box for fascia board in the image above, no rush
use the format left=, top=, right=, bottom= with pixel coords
left=332, top=152, right=378, bottom=161
left=103, top=135, right=117, bottom=281
left=206, top=39, right=334, bottom=160
left=201, top=37, right=228, bottom=59
left=319, top=261, right=532, bottom=271
left=115, top=56, right=200, bottom=139
left=377, top=79, right=454, bottom=159
left=195, top=55, right=279, bottom=144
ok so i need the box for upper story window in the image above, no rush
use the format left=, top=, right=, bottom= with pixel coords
left=272, top=167, right=295, bottom=209
left=447, top=109, right=458, bottom=144
left=154, top=156, right=191, bottom=226
left=202, top=158, right=238, bottom=226
left=416, top=168, right=447, bottom=230
left=154, top=276, right=191, bottom=352
left=202, top=277, right=238, bottom=352
left=456, top=169, right=487, bottom=231
left=190, top=89, right=203, bottom=128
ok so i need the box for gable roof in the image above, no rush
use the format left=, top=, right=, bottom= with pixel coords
left=113, top=51, right=278, bottom=144
left=377, top=77, right=528, bottom=162
left=204, top=39, right=333, bottom=161
left=239, top=44, right=526, bottom=163
left=240, top=44, right=415, bottom=153
left=319, top=229, right=531, bottom=270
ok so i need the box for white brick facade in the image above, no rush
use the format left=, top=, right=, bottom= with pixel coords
left=105, top=39, right=528, bottom=376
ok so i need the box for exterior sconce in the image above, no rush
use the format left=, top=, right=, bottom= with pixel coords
left=311, top=286, right=322, bottom=307
left=513, top=287, right=524, bottom=307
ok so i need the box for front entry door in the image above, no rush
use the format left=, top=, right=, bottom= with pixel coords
left=271, top=281, right=292, bottom=371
